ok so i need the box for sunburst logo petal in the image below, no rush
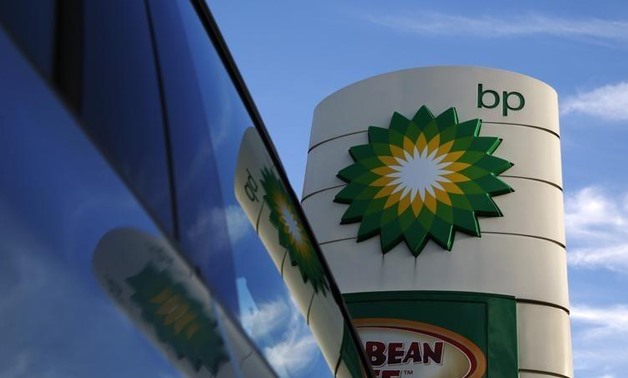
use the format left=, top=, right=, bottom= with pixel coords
left=334, top=105, right=514, bottom=256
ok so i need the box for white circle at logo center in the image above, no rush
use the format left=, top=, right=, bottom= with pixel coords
left=388, top=149, right=449, bottom=201
left=281, top=205, right=303, bottom=244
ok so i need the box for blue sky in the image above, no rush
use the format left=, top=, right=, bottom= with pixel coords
left=211, top=1, right=628, bottom=377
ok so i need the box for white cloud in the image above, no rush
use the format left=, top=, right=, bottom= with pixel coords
left=571, top=304, right=628, bottom=375
left=562, top=81, right=628, bottom=121
left=224, top=205, right=253, bottom=243
left=240, top=298, right=320, bottom=377
left=237, top=290, right=321, bottom=377
left=187, top=205, right=254, bottom=247
left=566, top=188, right=628, bottom=376
left=572, top=304, right=628, bottom=337
left=565, top=187, right=628, bottom=273
left=364, top=12, right=628, bottom=42
left=240, top=298, right=291, bottom=340
left=264, top=326, right=318, bottom=377
left=565, top=187, right=628, bottom=241
left=569, top=244, right=628, bottom=273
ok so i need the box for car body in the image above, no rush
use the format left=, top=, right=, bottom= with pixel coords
left=0, top=1, right=372, bottom=377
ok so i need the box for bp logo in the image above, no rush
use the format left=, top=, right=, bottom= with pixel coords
left=334, top=105, right=514, bottom=256
left=126, top=263, right=229, bottom=375
left=260, top=167, right=329, bottom=294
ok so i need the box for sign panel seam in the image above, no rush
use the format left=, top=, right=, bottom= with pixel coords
left=309, top=121, right=560, bottom=152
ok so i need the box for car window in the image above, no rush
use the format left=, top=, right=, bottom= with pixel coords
left=0, top=0, right=57, bottom=79
left=3, top=0, right=181, bottom=237
left=0, top=24, right=279, bottom=378
left=79, top=0, right=176, bottom=236
left=0, top=28, right=186, bottom=377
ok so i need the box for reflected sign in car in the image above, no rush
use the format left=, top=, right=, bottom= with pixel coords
left=235, top=127, right=367, bottom=377
left=92, top=228, right=276, bottom=378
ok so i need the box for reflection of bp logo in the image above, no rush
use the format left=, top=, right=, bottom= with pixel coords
left=126, top=264, right=229, bottom=375
left=260, top=168, right=329, bottom=294
left=334, top=105, right=514, bottom=256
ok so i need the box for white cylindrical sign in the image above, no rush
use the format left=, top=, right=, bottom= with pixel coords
left=303, top=66, right=572, bottom=378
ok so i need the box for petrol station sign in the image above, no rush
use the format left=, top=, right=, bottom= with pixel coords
left=303, top=66, right=573, bottom=377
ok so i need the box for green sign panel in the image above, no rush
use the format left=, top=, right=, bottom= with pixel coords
left=344, top=291, right=518, bottom=378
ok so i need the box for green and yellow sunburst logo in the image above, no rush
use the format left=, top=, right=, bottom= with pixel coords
left=260, top=168, right=329, bottom=294
left=127, top=263, right=229, bottom=374
left=334, top=105, right=514, bottom=256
